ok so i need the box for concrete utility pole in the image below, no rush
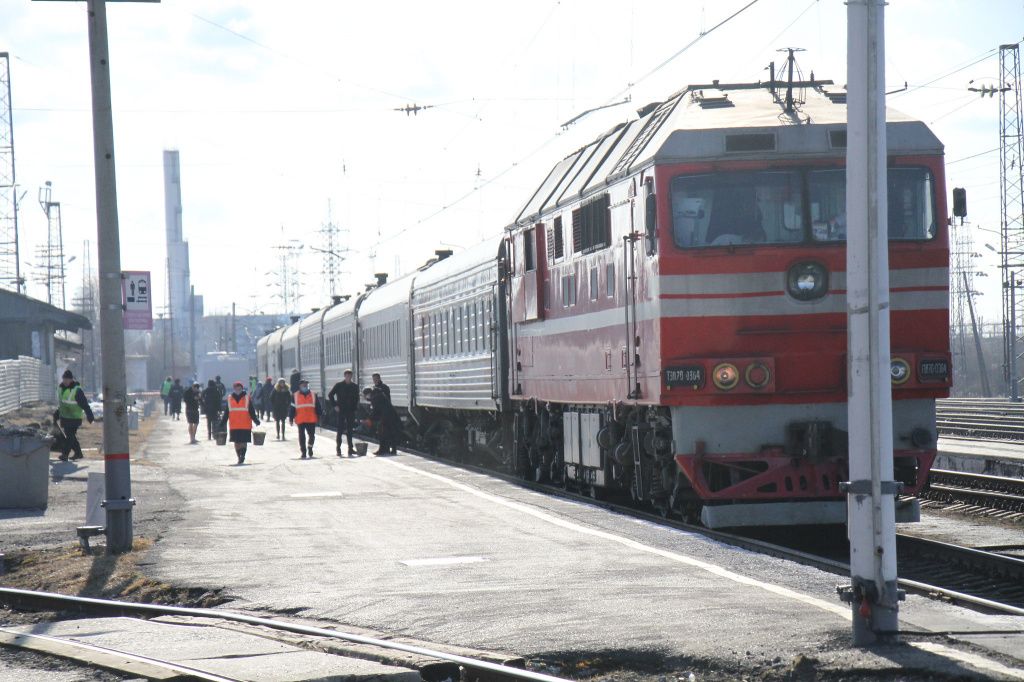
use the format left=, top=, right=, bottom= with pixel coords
left=841, top=0, right=900, bottom=644
left=88, top=0, right=135, bottom=553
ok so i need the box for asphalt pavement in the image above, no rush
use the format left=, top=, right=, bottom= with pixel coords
left=131, top=417, right=1024, bottom=680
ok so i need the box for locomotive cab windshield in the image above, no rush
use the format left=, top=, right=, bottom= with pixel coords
left=670, top=166, right=937, bottom=248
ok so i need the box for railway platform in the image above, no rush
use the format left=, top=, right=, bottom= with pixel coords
left=938, top=437, right=1024, bottom=478
left=5, top=416, right=1024, bottom=680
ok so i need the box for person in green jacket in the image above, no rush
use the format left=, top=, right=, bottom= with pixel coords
left=55, top=369, right=95, bottom=461
left=160, top=376, right=172, bottom=415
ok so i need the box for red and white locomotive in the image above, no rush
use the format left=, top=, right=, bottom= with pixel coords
left=260, top=73, right=950, bottom=528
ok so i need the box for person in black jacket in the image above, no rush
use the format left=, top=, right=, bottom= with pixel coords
left=289, top=368, right=301, bottom=394
left=362, top=386, right=399, bottom=455
left=201, top=380, right=222, bottom=440
left=328, top=369, right=359, bottom=457
left=270, top=378, right=292, bottom=440
left=54, top=369, right=95, bottom=461
left=183, top=381, right=202, bottom=444
left=371, top=373, right=391, bottom=401
left=258, top=377, right=274, bottom=421
left=168, top=378, right=184, bottom=420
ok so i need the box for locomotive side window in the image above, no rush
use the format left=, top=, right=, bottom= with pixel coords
left=553, top=216, right=565, bottom=260
left=807, top=167, right=936, bottom=242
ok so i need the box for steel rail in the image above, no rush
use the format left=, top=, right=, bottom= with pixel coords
left=0, top=587, right=570, bottom=682
left=0, top=626, right=240, bottom=682
left=325, top=428, right=1024, bottom=617
left=936, top=397, right=1024, bottom=440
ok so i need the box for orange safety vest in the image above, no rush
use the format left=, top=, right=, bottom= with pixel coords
left=293, top=391, right=317, bottom=425
left=227, top=394, right=252, bottom=430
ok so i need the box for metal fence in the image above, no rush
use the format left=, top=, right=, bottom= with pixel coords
left=0, top=356, right=53, bottom=415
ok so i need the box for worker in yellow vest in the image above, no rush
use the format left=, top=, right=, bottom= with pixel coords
left=54, top=369, right=94, bottom=461
left=289, top=379, right=323, bottom=459
left=218, top=380, right=261, bottom=464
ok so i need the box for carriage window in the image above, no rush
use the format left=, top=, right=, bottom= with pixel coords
left=807, top=167, right=936, bottom=242
left=590, top=267, right=599, bottom=301
left=606, top=263, right=615, bottom=297
left=671, top=171, right=804, bottom=247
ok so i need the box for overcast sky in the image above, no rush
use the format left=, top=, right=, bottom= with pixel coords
left=2, top=0, right=1022, bottom=322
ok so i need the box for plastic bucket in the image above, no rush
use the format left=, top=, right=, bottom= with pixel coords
left=215, top=432, right=227, bottom=446
left=354, top=442, right=368, bottom=456
left=252, top=431, right=266, bottom=446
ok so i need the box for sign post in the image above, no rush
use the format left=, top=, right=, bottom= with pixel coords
left=122, top=270, right=152, bottom=330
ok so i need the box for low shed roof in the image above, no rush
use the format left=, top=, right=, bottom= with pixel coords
left=0, top=290, right=92, bottom=331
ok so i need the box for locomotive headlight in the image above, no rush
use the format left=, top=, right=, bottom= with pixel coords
left=890, top=358, right=911, bottom=385
left=786, top=262, right=828, bottom=301
left=712, top=363, right=739, bottom=390
left=744, top=362, right=771, bottom=389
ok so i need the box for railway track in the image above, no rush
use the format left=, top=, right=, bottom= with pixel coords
left=0, top=588, right=569, bottom=682
left=335, top=429, right=1024, bottom=618
left=0, top=626, right=239, bottom=681
left=936, top=398, right=1024, bottom=440
left=921, top=468, right=1024, bottom=520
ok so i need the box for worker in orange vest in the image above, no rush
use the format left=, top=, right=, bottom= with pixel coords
left=218, top=380, right=261, bottom=464
left=289, top=378, right=323, bottom=459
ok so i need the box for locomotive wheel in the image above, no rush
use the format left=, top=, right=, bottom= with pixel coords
left=653, top=498, right=673, bottom=519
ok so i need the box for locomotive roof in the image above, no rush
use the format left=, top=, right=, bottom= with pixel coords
left=515, top=80, right=943, bottom=225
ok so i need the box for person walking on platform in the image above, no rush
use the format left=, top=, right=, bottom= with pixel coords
left=183, top=381, right=202, bottom=444
left=168, top=378, right=184, bottom=420
left=371, top=373, right=391, bottom=401
left=54, top=369, right=94, bottom=461
left=251, top=377, right=264, bottom=419
left=258, top=377, right=274, bottom=421
left=214, top=375, right=226, bottom=400
left=202, top=379, right=221, bottom=440
left=160, top=376, right=172, bottom=415
left=219, top=380, right=260, bottom=464
left=328, top=369, right=359, bottom=457
left=289, top=368, right=301, bottom=394
left=289, top=379, right=323, bottom=458
left=362, top=386, right=399, bottom=455
left=270, top=378, right=291, bottom=440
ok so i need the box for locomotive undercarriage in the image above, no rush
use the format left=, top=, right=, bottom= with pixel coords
left=511, top=400, right=699, bottom=519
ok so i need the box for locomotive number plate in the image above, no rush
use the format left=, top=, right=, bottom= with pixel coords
left=918, top=359, right=949, bottom=381
left=665, top=365, right=705, bottom=388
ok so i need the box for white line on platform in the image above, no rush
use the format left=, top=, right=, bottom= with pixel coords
left=289, top=492, right=343, bottom=499
left=911, top=642, right=1024, bottom=680
left=400, top=556, right=488, bottom=567
left=383, top=459, right=848, bottom=618
left=385, top=459, right=1024, bottom=681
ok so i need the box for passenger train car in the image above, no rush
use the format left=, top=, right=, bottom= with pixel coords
left=260, top=73, right=950, bottom=528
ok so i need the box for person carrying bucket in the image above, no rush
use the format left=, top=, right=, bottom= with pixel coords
left=219, top=380, right=260, bottom=464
